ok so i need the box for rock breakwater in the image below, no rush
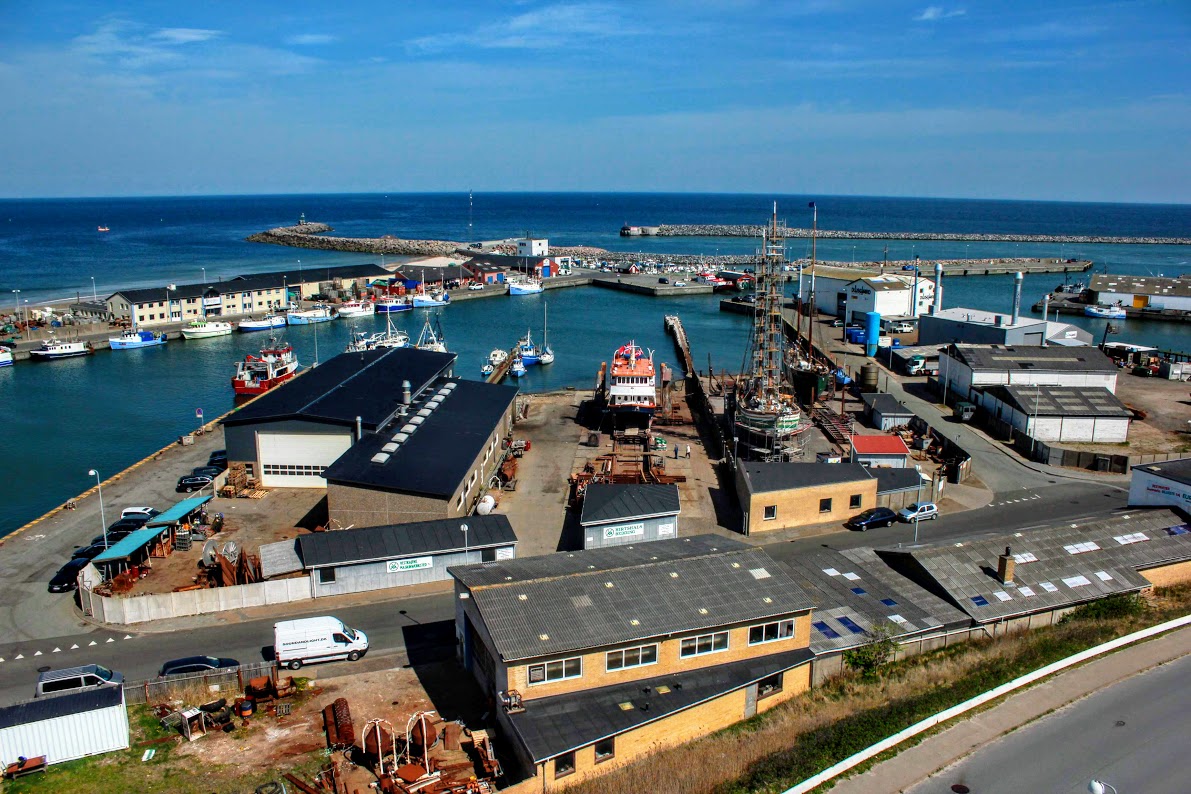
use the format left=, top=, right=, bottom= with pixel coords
left=247, top=223, right=462, bottom=257
left=651, top=224, right=1191, bottom=245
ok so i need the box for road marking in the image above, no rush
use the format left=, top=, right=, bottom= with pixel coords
left=106, top=637, right=114, bottom=643
left=123, top=635, right=132, bottom=640
left=88, top=640, right=97, bottom=646
left=71, top=644, right=79, bottom=649
left=51, top=647, right=61, bottom=653
left=33, top=651, right=41, bottom=656
left=14, top=654, right=23, bottom=660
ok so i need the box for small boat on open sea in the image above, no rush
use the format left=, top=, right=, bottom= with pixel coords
left=337, top=300, right=375, bottom=318
left=181, top=319, right=234, bottom=339
left=231, top=336, right=299, bottom=396
left=97, top=225, right=110, bottom=233
left=0, top=346, right=13, bottom=368
left=109, top=329, right=167, bottom=349
left=238, top=313, right=287, bottom=332
left=1085, top=304, right=1127, bottom=319
left=29, top=336, right=93, bottom=360
left=287, top=304, right=336, bottom=325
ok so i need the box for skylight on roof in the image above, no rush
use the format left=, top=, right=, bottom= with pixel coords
left=993, top=591, right=1012, bottom=602
left=1018, top=586, right=1036, bottom=597
left=971, top=595, right=990, bottom=607
left=880, top=598, right=898, bottom=607
left=823, top=568, right=841, bottom=577
left=837, top=616, right=866, bottom=635
left=812, top=621, right=841, bottom=639
left=1063, top=542, right=1101, bottom=555
left=1164, top=525, right=1190, bottom=536
left=750, top=568, right=771, bottom=580
left=842, top=572, right=861, bottom=581
left=888, top=614, right=907, bottom=624
left=851, top=587, right=867, bottom=596
left=1094, top=571, right=1114, bottom=582
left=1039, top=581, right=1058, bottom=593
left=1062, top=575, right=1092, bottom=588
left=1012, top=552, right=1038, bottom=564
left=1113, top=533, right=1149, bottom=545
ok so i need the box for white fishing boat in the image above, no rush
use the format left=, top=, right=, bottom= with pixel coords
left=109, top=329, right=168, bottom=349
left=181, top=320, right=234, bottom=339
left=481, top=362, right=495, bottom=376
left=1085, top=304, right=1127, bottom=319
left=345, top=313, right=409, bottom=352
left=414, top=313, right=447, bottom=353
left=337, top=300, right=375, bottom=318
left=509, top=279, right=544, bottom=295
left=538, top=302, right=555, bottom=365
left=286, top=304, right=336, bottom=325
left=488, top=348, right=509, bottom=365
left=0, top=346, right=14, bottom=368
left=376, top=295, right=413, bottom=313
left=238, top=313, right=287, bottom=332
left=29, top=336, right=94, bottom=360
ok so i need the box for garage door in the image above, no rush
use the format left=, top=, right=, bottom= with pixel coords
left=258, top=431, right=352, bottom=488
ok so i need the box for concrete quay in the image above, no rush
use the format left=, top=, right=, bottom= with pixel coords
left=634, top=223, right=1191, bottom=245
left=1032, top=292, right=1191, bottom=324
left=590, top=274, right=715, bottom=296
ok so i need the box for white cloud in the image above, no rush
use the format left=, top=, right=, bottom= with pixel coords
left=914, top=6, right=966, bottom=22
left=407, top=3, right=631, bottom=53
left=152, top=28, right=223, bottom=44
left=286, top=33, right=338, bottom=46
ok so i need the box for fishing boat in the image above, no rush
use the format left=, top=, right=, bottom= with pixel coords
left=509, top=279, right=544, bottom=295
left=606, top=341, right=655, bottom=419
left=97, top=225, right=110, bottom=233
left=414, top=314, right=447, bottom=353
left=0, top=346, right=13, bottom=368
left=238, top=313, right=287, bottom=332
left=509, top=356, right=528, bottom=378
left=1085, top=304, right=1127, bottom=319
left=109, top=329, right=167, bottom=349
left=337, top=300, right=375, bottom=318
left=29, top=336, right=94, bottom=360
left=481, top=362, right=495, bottom=376
left=488, top=348, right=509, bottom=366
left=286, top=304, right=336, bottom=325
left=181, top=319, right=234, bottom=339
left=412, top=291, right=450, bottom=307
left=518, top=329, right=542, bottom=366
left=376, top=295, right=413, bottom=313
left=231, top=336, right=299, bottom=396
left=538, top=303, right=555, bottom=365
left=345, top=313, right=409, bottom=352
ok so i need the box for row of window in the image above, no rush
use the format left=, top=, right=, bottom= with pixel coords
left=763, top=495, right=862, bottom=520
left=262, top=464, right=326, bottom=477
left=528, top=620, right=797, bottom=684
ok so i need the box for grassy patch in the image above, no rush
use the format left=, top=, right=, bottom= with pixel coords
left=567, top=585, right=1191, bottom=794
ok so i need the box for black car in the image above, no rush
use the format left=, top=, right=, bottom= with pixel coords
left=71, top=543, right=109, bottom=560
left=159, top=655, right=241, bottom=676
left=107, top=517, right=149, bottom=534
left=49, top=558, right=90, bottom=592
left=208, top=449, right=227, bottom=464
left=206, top=456, right=228, bottom=471
left=176, top=475, right=213, bottom=493
left=192, top=466, right=223, bottom=478
left=93, top=530, right=133, bottom=546
left=845, top=507, right=899, bottom=531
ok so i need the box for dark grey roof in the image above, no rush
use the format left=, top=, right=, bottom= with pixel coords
left=1090, top=274, right=1191, bottom=299
left=876, top=508, right=1191, bottom=623
left=862, top=393, right=914, bottom=417
left=982, top=385, right=1132, bottom=418
left=110, top=283, right=212, bottom=303
left=580, top=484, right=681, bottom=525
left=222, top=347, right=456, bottom=431
left=869, top=467, right=924, bottom=494
left=781, top=549, right=969, bottom=654
left=297, top=515, right=515, bottom=568
left=740, top=461, right=872, bottom=495
left=1132, top=458, right=1191, bottom=488
left=452, top=536, right=814, bottom=661
left=949, top=344, right=1117, bottom=374
left=323, top=378, right=518, bottom=498
left=396, top=265, right=472, bottom=282
left=0, top=687, right=124, bottom=730
left=506, top=649, right=812, bottom=762
left=233, top=264, right=390, bottom=284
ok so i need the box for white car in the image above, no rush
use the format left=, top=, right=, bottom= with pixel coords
left=674, top=281, right=687, bottom=287
left=897, top=502, right=939, bottom=522
left=467, top=283, right=484, bottom=291
left=121, top=506, right=159, bottom=518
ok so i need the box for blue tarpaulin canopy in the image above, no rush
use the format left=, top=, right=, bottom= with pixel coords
left=146, top=495, right=212, bottom=528
left=94, top=495, right=211, bottom=564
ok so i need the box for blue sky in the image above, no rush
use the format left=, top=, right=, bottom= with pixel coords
left=0, top=1, right=1188, bottom=202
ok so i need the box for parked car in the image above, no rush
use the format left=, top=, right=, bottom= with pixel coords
left=274, top=616, right=369, bottom=670
left=845, top=507, right=899, bottom=531
left=830, top=318, right=844, bottom=327
left=48, top=558, right=90, bottom=592
left=121, top=506, right=160, bottom=518
left=192, top=466, right=223, bottom=478
left=108, top=516, right=149, bottom=533
left=898, top=502, right=939, bottom=522
left=159, top=655, right=241, bottom=677
left=208, top=449, right=227, bottom=465
left=467, top=283, right=484, bottom=290
left=674, top=281, right=687, bottom=287
left=35, top=664, right=123, bottom=698
left=176, top=475, right=213, bottom=493
left=71, top=543, right=109, bottom=560
left=93, top=530, right=133, bottom=546
left=658, top=277, right=669, bottom=284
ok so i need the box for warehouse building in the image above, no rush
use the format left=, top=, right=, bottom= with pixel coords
left=1088, top=274, right=1191, bottom=312
left=450, top=536, right=815, bottom=789
left=579, top=484, right=681, bottom=549
left=736, top=462, right=877, bottom=534
left=1128, top=459, right=1191, bottom=512
left=841, top=274, right=935, bottom=323
left=977, top=385, right=1133, bottom=444
left=938, top=344, right=1118, bottom=404
left=850, top=434, right=912, bottom=469
left=918, top=307, right=1092, bottom=347
left=323, top=378, right=519, bottom=527
left=222, top=347, right=458, bottom=488
left=861, top=393, right=915, bottom=431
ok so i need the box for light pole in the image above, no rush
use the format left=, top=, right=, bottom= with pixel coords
left=965, top=243, right=969, bottom=260
left=91, top=276, right=98, bottom=304
left=461, top=522, right=469, bottom=562
left=1088, top=781, right=1118, bottom=794
left=1030, top=386, right=1042, bottom=458
left=88, top=469, right=108, bottom=548
left=11, top=289, right=18, bottom=320
left=201, top=267, right=206, bottom=286
left=852, top=245, right=856, bottom=264
left=913, top=464, right=924, bottom=544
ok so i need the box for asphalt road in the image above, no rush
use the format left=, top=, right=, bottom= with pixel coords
left=908, top=653, right=1191, bottom=794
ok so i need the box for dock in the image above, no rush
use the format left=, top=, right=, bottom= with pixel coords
left=485, top=345, right=521, bottom=384
left=622, top=224, right=1191, bottom=246
left=1032, top=292, right=1191, bottom=325
left=591, top=275, right=715, bottom=297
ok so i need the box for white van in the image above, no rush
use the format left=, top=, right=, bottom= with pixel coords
left=274, top=616, right=369, bottom=670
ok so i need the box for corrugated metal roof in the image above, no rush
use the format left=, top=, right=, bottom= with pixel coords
left=580, top=483, right=681, bottom=525
left=0, top=687, right=123, bottom=730
left=982, top=385, right=1132, bottom=418
left=851, top=435, right=911, bottom=455
left=298, top=515, right=516, bottom=568
left=739, top=462, right=873, bottom=495
left=1132, top=458, right=1191, bottom=487
left=950, top=344, right=1117, bottom=374
left=259, top=539, right=304, bottom=578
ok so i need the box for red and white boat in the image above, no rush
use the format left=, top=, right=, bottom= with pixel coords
left=231, top=337, right=300, bottom=396
left=607, top=341, right=656, bottom=420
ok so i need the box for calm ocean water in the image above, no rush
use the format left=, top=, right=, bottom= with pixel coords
left=0, top=193, right=1188, bottom=535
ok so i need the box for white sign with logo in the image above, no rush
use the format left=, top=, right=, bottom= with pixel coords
left=388, top=556, right=433, bottom=573
left=496, top=547, right=515, bottom=560
left=603, top=522, right=644, bottom=540
left=657, top=522, right=676, bottom=538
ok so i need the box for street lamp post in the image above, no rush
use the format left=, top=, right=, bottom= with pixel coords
left=852, top=245, right=856, bottom=264
left=461, top=522, right=469, bottom=562
left=11, top=289, right=18, bottom=320
left=91, top=276, right=98, bottom=304
left=88, top=469, right=108, bottom=548
left=913, top=464, right=924, bottom=544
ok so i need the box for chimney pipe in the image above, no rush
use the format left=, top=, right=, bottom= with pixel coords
left=997, top=545, right=1016, bottom=585
left=402, top=379, right=412, bottom=405
left=933, top=262, right=944, bottom=315
left=1041, top=294, right=1051, bottom=347
left=1011, top=271, right=1023, bottom=325
left=356, top=415, right=363, bottom=441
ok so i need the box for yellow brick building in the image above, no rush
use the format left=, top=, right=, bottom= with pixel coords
left=736, top=461, right=878, bottom=535
left=451, top=535, right=816, bottom=789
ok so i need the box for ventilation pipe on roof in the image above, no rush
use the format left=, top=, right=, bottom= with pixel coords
left=1041, top=294, right=1051, bottom=347
left=932, top=262, right=944, bottom=315
left=1011, top=271, right=1023, bottom=325
left=997, top=545, right=1016, bottom=585
left=402, top=380, right=412, bottom=405
left=356, top=415, right=363, bottom=442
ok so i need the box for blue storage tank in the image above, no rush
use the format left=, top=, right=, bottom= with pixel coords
left=864, top=311, right=881, bottom=357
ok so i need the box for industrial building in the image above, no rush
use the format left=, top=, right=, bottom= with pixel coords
left=850, top=435, right=912, bottom=469
left=259, top=515, right=518, bottom=597
left=860, top=393, right=915, bottom=431
left=1128, top=459, right=1191, bottom=511
left=918, top=307, right=1092, bottom=347
left=976, top=385, right=1133, bottom=444
left=1088, top=274, right=1191, bottom=312
left=578, top=484, right=681, bottom=549
left=222, top=347, right=459, bottom=488
left=450, top=536, right=815, bottom=789
left=938, top=344, right=1119, bottom=404
left=841, top=274, right=935, bottom=324
left=736, top=462, right=877, bottom=534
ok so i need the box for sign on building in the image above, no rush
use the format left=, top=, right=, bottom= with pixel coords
left=387, top=557, right=433, bottom=573
left=603, top=523, right=645, bottom=540
left=657, top=522, right=676, bottom=538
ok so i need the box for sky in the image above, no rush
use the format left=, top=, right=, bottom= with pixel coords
left=0, top=1, right=1188, bottom=202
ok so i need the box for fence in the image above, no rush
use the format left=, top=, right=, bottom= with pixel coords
left=123, top=661, right=277, bottom=705
left=81, top=576, right=312, bottom=625
left=980, top=411, right=1187, bottom=474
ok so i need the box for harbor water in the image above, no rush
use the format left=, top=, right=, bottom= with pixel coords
left=1, top=193, right=1188, bottom=535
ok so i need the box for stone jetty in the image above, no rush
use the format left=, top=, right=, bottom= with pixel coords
left=247, top=223, right=461, bottom=257
left=634, top=224, right=1191, bottom=245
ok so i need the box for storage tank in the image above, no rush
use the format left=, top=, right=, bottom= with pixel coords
left=475, top=495, right=496, bottom=515
left=864, top=312, right=881, bottom=356
left=859, top=363, right=879, bottom=392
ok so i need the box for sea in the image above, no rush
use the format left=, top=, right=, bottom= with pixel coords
left=1, top=193, right=1188, bottom=536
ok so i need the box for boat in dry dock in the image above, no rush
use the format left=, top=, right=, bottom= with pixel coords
left=231, top=336, right=299, bottom=396
left=607, top=341, right=656, bottom=420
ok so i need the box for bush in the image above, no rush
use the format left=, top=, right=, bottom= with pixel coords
left=842, top=624, right=896, bottom=680
left=1059, top=594, right=1146, bottom=624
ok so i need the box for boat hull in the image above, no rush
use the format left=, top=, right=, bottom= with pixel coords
left=1084, top=306, right=1126, bottom=319
left=286, top=313, right=335, bottom=325
left=338, top=305, right=375, bottom=318
left=376, top=303, right=412, bottom=313
left=232, top=369, right=297, bottom=395
left=238, top=317, right=287, bottom=332
left=0, top=350, right=12, bottom=368
left=181, top=327, right=234, bottom=339
left=412, top=296, right=450, bottom=307
left=109, top=332, right=167, bottom=349
left=30, top=347, right=92, bottom=360
left=509, top=284, right=544, bottom=295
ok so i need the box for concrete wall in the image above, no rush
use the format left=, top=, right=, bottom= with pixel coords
left=81, top=576, right=312, bottom=625
left=312, top=545, right=514, bottom=598
left=739, top=474, right=878, bottom=535
left=581, top=514, right=679, bottom=549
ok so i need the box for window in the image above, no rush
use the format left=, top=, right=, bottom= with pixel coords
left=849, top=494, right=862, bottom=508
left=763, top=505, right=777, bottom=521
left=319, top=568, right=336, bottom=584
left=528, top=657, right=582, bottom=684
left=757, top=672, right=783, bottom=699
left=680, top=631, right=729, bottom=658
left=812, top=621, right=841, bottom=639
left=594, top=737, right=615, bottom=763
left=748, top=620, right=794, bottom=645
left=554, top=751, right=576, bottom=778
left=606, top=644, right=658, bottom=671
left=263, top=464, right=325, bottom=477
left=880, top=598, right=898, bottom=607
left=819, top=498, right=833, bottom=513
left=41, top=677, right=84, bottom=693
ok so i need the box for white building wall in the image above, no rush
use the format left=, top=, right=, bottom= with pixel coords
left=0, top=697, right=130, bottom=765
left=1128, top=468, right=1191, bottom=510
left=518, top=239, right=548, bottom=257
left=796, top=276, right=852, bottom=315
left=1090, top=417, right=1130, bottom=443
